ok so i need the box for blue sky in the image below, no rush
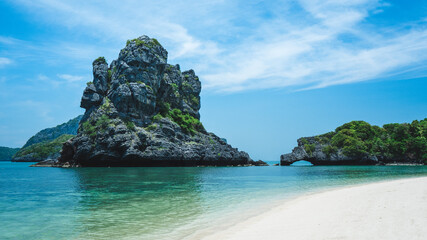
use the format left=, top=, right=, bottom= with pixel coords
left=0, top=0, right=426, bottom=160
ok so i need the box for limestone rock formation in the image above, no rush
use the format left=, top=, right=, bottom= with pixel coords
left=49, top=36, right=251, bottom=167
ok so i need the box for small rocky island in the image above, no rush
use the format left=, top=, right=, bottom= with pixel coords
left=38, top=36, right=253, bottom=167
left=281, top=119, right=427, bottom=165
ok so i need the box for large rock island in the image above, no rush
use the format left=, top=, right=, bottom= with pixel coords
left=281, top=119, right=427, bottom=165
left=41, top=36, right=251, bottom=167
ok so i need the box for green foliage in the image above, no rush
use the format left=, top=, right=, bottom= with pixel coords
left=86, top=81, right=93, bottom=86
left=100, top=97, right=111, bottom=112
left=171, top=83, right=179, bottom=92
left=81, top=114, right=111, bottom=138
left=322, top=145, right=338, bottom=157
left=153, top=113, right=163, bottom=122
left=107, top=69, right=112, bottom=82
left=157, top=102, right=171, bottom=116
left=93, top=56, right=106, bottom=65
left=136, top=81, right=153, bottom=91
left=168, top=109, right=204, bottom=135
left=300, top=138, right=309, bottom=145
left=82, top=121, right=96, bottom=138
left=190, top=96, right=199, bottom=106
left=152, top=38, right=160, bottom=46
left=14, top=134, right=74, bottom=159
left=336, top=121, right=375, bottom=141
left=306, top=119, right=427, bottom=161
left=182, top=81, right=193, bottom=91
left=0, top=147, right=20, bottom=161
left=304, top=144, right=315, bottom=156
left=128, top=38, right=161, bottom=49
left=145, top=124, right=157, bottom=131
left=165, top=65, right=173, bottom=71
left=125, top=121, right=136, bottom=131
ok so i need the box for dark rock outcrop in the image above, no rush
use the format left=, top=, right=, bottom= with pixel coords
left=249, top=160, right=269, bottom=166
left=46, top=36, right=251, bottom=167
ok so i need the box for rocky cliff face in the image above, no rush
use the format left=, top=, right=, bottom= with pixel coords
left=281, top=120, right=427, bottom=166
left=53, top=36, right=251, bottom=167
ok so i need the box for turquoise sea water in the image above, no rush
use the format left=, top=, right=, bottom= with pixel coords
left=1, top=162, right=426, bottom=240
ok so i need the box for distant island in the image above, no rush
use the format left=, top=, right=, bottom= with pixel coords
left=281, top=119, right=427, bottom=165
left=11, top=115, right=82, bottom=162
left=0, top=147, right=20, bottom=161
left=35, top=36, right=254, bottom=167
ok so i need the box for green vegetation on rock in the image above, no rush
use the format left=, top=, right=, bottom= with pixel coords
left=304, top=144, right=315, bottom=156
left=127, top=38, right=161, bottom=49
left=93, top=56, right=106, bottom=65
left=190, top=96, right=199, bottom=106
left=153, top=101, right=203, bottom=135
left=82, top=114, right=111, bottom=138
left=316, top=119, right=427, bottom=162
left=171, top=83, right=179, bottom=92
left=100, top=97, right=112, bottom=112
left=107, top=69, right=112, bottom=82
left=322, top=145, right=338, bottom=157
left=168, top=109, right=204, bottom=135
left=125, top=121, right=136, bottom=131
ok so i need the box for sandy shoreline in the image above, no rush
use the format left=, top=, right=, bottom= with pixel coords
left=200, top=177, right=427, bottom=240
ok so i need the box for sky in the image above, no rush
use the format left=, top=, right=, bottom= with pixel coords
left=0, top=0, right=426, bottom=161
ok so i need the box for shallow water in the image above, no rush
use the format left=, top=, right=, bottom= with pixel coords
left=1, top=162, right=426, bottom=239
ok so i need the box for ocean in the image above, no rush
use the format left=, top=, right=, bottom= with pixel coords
left=1, top=161, right=426, bottom=239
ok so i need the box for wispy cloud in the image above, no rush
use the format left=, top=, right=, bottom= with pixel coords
left=0, top=57, right=12, bottom=67
left=57, top=74, right=84, bottom=83
left=6, top=0, right=427, bottom=92
left=36, top=74, right=89, bottom=88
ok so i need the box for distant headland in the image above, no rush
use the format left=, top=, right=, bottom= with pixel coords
left=281, top=119, right=427, bottom=165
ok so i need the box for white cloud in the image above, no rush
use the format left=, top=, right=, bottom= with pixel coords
left=6, top=0, right=427, bottom=93
left=57, top=74, right=84, bottom=83
left=0, top=57, right=12, bottom=66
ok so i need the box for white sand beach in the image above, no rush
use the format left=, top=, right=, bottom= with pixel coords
left=201, top=177, right=427, bottom=240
